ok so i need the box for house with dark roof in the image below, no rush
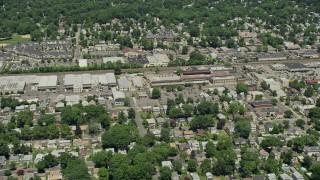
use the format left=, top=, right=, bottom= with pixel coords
left=251, top=100, right=273, bottom=108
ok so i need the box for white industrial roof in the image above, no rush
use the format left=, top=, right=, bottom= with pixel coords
left=65, top=73, right=117, bottom=87
left=38, top=76, right=58, bottom=88
left=78, top=59, right=88, bottom=67
left=106, top=73, right=117, bottom=84
left=118, top=77, right=131, bottom=89
left=0, top=80, right=25, bottom=91
left=112, top=91, right=125, bottom=100
left=102, top=57, right=125, bottom=63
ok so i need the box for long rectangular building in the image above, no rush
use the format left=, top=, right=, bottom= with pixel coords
left=0, top=75, right=59, bottom=93
left=64, top=73, right=117, bottom=92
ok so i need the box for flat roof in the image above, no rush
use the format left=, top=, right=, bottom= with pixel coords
left=112, top=91, right=125, bottom=99
left=284, top=62, right=307, bottom=69
left=102, top=57, right=125, bottom=63
left=78, top=59, right=88, bottom=67
left=118, top=77, right=131, bottom=89
left=38, top=75, right=58, bottom=88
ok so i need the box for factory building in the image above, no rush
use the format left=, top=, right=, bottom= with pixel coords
left=64, top=73, right=117, bottom=92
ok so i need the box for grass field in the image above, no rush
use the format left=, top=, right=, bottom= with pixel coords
left=0, top=34, right=31, bottom=45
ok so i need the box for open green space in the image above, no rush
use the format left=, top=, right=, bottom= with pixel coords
left=0, top=34, right=30, bottom=45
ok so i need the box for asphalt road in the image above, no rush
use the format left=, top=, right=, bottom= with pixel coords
left=130, top=96, right=147, bottom=136
left=74, top=24, right=81, bottom=60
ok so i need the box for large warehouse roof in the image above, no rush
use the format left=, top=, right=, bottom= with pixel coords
left=64, top=73, right=117, bottom=87
left=38, top=76, right=58, bottom=88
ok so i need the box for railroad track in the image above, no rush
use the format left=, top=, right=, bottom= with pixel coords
left=1, top=58, right=320, bottom=76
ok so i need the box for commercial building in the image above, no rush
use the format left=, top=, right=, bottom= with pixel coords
left=117, top=77, right=132, bottom=91
left=255, top=53, right=287, bottom=61
left=284, top=63, right=309, bottom=72
left=0, top=81, right=26, bottom=94
left=147, top=54, right=170, bottom=67
left=113, top=91, right=125, bottom=105
left=210, top=76, right=237, bottom=85
left=0, top=75, right=59, bottom=93
left=102, top=57, right=125, bottom=63
left=64, top=73, right=117, bottom=92
left=37, top=76, right=58, bottom=91
left=145, top=73, right=181, bottom=87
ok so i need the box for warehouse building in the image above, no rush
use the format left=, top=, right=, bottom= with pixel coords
left=37, top=76, right=58, bottom=91
left=118, top=77, right=132, bottom=91
left=0, top=75, right=59, bottom=93
left=0, top=81, right=26, bottom=94
left=64, top=73, right=117, bottom=92
left=284, top=63, right=309, bottom=72
left=113, top=91, right=125, bottom=105
left=147, top=54, right=170, bottom=67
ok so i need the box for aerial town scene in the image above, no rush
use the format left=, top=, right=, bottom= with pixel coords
left=0, top=0, right=320, bottom=180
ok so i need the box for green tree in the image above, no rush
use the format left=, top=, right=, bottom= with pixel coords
left=309, top=107, right=320, bottom=119
left=304, top=86, right=314, bottom=97
left=102, top=125, right=135, bottom=150
left=296, top=119, right=305, bottom=128
left=16, top=110, right=34, bottom=128
left=284, top=110, right=293, bottom=118
left=302, top=156, right=313, bottom=169
left=92, top=151, right=113, bottom=168
left=316, top=98, right=320, bottom=107
left=196, top=101, right=219, bottom=115
left=98, top=114, right=111, bottom=129
left=59, top=153, right=75, bottom=169
left=229, top=102, right=239, bottom=119
left=190, top=115, right=214, bottom=130
left=152, top=88, right=161, bottom=99
left=124, top=97, right=130, bottom=107
left=235, top=120, right=251, bottom=139
left=260, top=136, right=283, bottom=151
left=89, top=123, right=100, bottom=135
left=293, top=137, right=305, bottom=152
left=160, top=128, right=170, bottom=142
left=264, top=158, right=279, bottom=174
left=182, top=46, right=188, bottom=55
left=187, top=159, right=197, bottom=172
left=62, top=158, right=91, bottom=180
left=310, top=163, right=320, bottom=180
left=160, top=167, right=172, bottom=180
left=271, top=99, right=278, bottom=106
left=201, top=159, right=212, bottom=174
left=240, top=151, right=260, bottom=177
left=38, top=114, right=56, bottom=126
left=168, top=108, right=183, bottom=119
left=172, top=160, right=182, bottom=174
left=128, top=108, right=136, bottom=120
left=98, top=167, right=109, bottom=180
left=10, top=162, right=16, bottom=171
left=4, top=170, right=11, bottom=176
left=236, top=82, right=248, bottom=95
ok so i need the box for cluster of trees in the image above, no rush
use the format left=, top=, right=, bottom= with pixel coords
left=1, top=0, right=319, bottom=47
left=0, top=97, right=34, bottom=109
left=92, top=141, right=177, bottom=180
left=61, top=104, right=110, bottom=128
left=2, top=61, right=144, bottom=74
left=168, top=51, right=216, bottom=67
left=35, top=153, right=91, bottom=179
left=205, top=137, right=236, bottom=175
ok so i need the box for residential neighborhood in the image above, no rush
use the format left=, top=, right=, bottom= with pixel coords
left=0, top=0, right=320, bottom=180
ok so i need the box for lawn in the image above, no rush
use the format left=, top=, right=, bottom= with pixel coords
left=0, top=34, right=31, bottom=45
